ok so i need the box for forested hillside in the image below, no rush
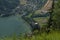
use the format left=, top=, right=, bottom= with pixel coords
left=0, top=0, right=47, bottom=16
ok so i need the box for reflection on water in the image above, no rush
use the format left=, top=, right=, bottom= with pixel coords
left=0, top=15, right=31, bottom=37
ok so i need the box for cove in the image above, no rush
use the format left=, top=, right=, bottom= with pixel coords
left=0, top=15, right=31, bottom=37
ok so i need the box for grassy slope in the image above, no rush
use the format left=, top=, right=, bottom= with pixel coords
left=20, top=0, right=27, bottom=5
left=33, top=17, right=49, bottom=27
left=0, top=30, right=60, bottom=40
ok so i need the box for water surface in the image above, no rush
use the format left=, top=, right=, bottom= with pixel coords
left=0, top=15, right=31, bottom=37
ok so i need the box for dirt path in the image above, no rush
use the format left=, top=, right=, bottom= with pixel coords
left=40, top=0, right=53, bottom=13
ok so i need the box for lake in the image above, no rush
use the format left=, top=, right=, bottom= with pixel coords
left=0, top=15, right=31, bottom=37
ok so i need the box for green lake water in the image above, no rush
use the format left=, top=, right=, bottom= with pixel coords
left=0, top=15, right=31, bottom=37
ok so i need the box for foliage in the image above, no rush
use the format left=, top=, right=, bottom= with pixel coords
left=0, top=31, right=60, bottom=40
left=52, top=0, right=60, bottom=29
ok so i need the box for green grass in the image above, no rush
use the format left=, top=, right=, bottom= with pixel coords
left=33, top=17, right=49, bottom=27
left=0, top=30, right=60, bottom=40
left=20, top=0, right=27, bottom=5
left=34, top=10, right=41, bottom=14
left=26, top=13, right=32, bottom=18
